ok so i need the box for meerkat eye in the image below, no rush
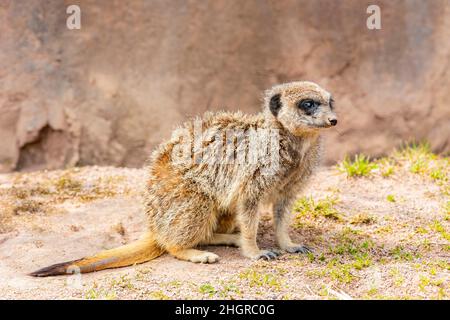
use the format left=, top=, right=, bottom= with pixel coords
left=298, top=99, right=319, bottom=111
left=298, top=99, right=320, bottom=115
left=301, top=100, right=314, bottom=109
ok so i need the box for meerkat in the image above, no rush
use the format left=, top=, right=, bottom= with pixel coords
left=30, top=81, right=337, bottom=276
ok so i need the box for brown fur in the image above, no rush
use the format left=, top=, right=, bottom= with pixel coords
left=30, top=81, right=337, bottom=276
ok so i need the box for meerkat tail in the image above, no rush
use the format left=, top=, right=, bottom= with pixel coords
left=29, top=233, right=164, bottom=277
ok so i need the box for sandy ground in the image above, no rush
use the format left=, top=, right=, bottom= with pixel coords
left=0, top=157, right=448, bottom=300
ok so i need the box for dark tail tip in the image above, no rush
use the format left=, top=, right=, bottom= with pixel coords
left=29, top=259, right=82, bottom=277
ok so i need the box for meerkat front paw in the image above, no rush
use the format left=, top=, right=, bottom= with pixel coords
left=284, top=245, right=312, bottom=254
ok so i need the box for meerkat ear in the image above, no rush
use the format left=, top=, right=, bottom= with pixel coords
left=269, top=93, right=282, bottom=116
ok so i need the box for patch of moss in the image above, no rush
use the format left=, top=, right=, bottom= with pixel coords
left=239, top=269, right=282, bottom=289
left=54, top=174, right=83, bottom=193
left=216, top=281, right=242, bottom=299
left=429, top=220, right=450, bottom=241
left=350, top=212, right=376, bottom=225
left=12, top=199, right=45, bottom=215
left=375, top=225, right=393, bottom=234
left=415, top=226, right=428, bottom=234
left=149, top=290, right=170, bottom=300
left=326, top=259, right=355, bottom=283
left=199, top=283, right=217, bottom=297
left=386, top=194, right=396, bottom=203
left=389, top=268, right=405, bottom=287
left=84, top=286, right=117, bottom=300
left=390, top=245, right=417, bottom=261
left=112, top=274, right=135, bottom=290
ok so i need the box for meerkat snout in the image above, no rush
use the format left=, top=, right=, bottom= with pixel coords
left=328, top=118, right=338, bottom=126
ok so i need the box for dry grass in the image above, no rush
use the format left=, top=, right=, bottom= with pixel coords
left=0, top=167, right=136, bottom=233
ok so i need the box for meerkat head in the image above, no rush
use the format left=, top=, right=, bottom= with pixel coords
left=264, top=81, right=337, bottom=135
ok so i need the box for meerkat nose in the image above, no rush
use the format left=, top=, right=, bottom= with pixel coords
left=328, top=118, right=338, bottom=126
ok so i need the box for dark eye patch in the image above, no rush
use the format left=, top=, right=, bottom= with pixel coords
left=329, top=97, right=335, bottom=109
left=298, top=99, right=320, bottom=115
left=269, top=93, right=282, bottom=117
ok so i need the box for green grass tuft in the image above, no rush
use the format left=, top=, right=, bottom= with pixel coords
left=338, top=154, right=378, bottom=178
left=293, top=196, right=343, bottom=222
left=429, top=220, right=450, bottom=241
left=394, top=141, right=435, bottom=161
left=386, top=194, right=396, bottom=203
left=199, top=283, right=217, bottom=296
left=390, top=245, right=416, bottom=261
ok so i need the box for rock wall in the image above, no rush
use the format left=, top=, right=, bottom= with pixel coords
left=1, top=0, right=449, bottom=172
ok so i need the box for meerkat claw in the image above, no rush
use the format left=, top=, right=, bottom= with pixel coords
left=272, top=249, right=282, bottom=256
left=286, top=245, right=313, bottom=254
left=257, top=250, right=280, bottom=260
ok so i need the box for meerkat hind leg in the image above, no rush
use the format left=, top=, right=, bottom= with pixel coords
left=200, top=233, right=241, bottom=247
left=167, top=248, right=219, bottom=264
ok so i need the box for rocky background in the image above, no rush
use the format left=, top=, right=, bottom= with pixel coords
left=0, top=0, right=449, bottom=172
